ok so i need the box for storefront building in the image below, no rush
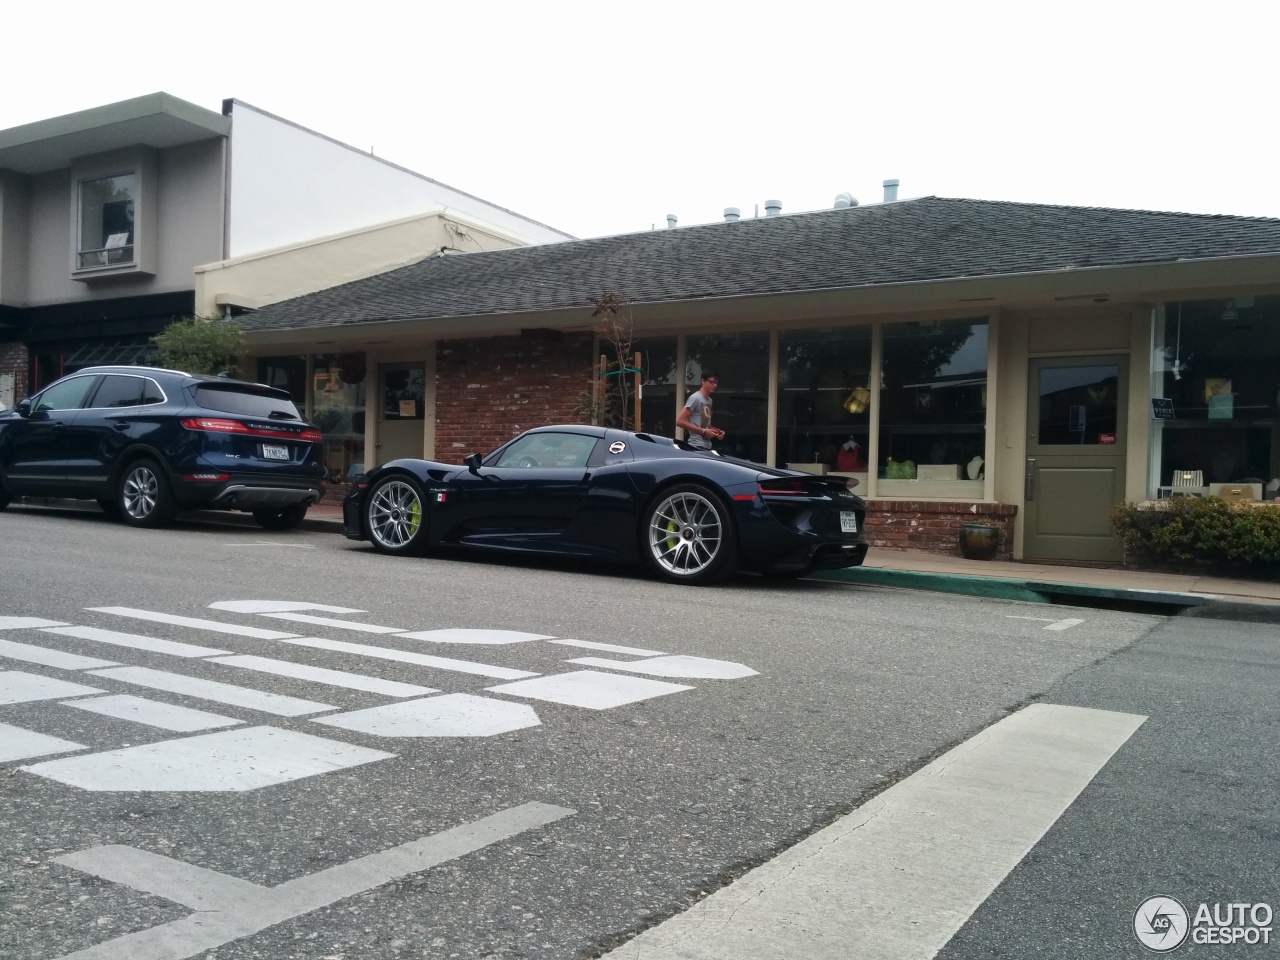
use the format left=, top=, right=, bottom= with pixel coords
left=230, top=198, right=1280, bottom=563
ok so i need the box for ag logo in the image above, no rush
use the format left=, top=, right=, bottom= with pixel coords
left=1135, top=896, right=1190, bottom=952
left=608, top=441, right=626, bottom=454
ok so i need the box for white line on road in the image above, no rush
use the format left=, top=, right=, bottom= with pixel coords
left=0, top=638, right=119, bottom=670
left=603, top=703, right=1146, bottom=960
left=87, top=667, right=335, bottom=717
left=487, top=670, right=692, bottom=709
left=207, top=654, right=438, bottom=697
left=1005, top=615, right=1087, bottom=631
left=208, top=601, right=366, bottom=614
left=87, top=607, right=299, bottom=640
left=313, top=694, right=540, bottom=738
left=0, top=617, right=69, bottom=630
left=275, top=636, right=538, bottom=680
left=42, top=626, right=230, bottom=659
left=0, top=671, right=104, bottom=705
left=255, top=612, right=408, bottom=633
left=568, top=655, right=758, bottom=680
left=548, top=638, right=667, bottom=656
left=0, top=722, right=85, bottom=763
left=51, top=801, right=574, bottom=959
left=61, top=695, right=242, bottom=732
left=398, top=628, right=555, bottom=645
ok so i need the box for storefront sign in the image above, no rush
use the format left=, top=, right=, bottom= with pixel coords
left=1151, top=398, right=1175, bottom=419
left=1098, top=433, right=1116, bottom=445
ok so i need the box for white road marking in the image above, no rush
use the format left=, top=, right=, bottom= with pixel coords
left=398, top=628, right=555, bottom=645
left=87, top=667, right=335, bottom=717
left=1005, top=615, right=1087, bottom=631
left=0, top=671, right=104, bottom=705
left=602, top=703, right=1146, bottom=960
left=87, top=607, right=299, bottom=640
left=62, top=695, right=242, bottom=733
left=488, top=670, right=692, bottom=709
left=42, top=626, right=230, bottom=659
left=22, top=726, right=393, bottom=793
left=549, top=638, right=667, bottom=656
left=276, top=636, right=538, bottom=680
left=223, top=542, right=316, bottom=549
left=50, top=802, right=573, bottom=959
left=0, top=617, right=69, bottom=630
left=256, top=612, right=407, bottom=633
left=208, top=601, right=365, bottom=614
left=313, top=694, right=540, bottom=738
left=0, top=638, right=119, bottom=670
left=208, top=654, right=438, bottom=697
left=568, top=655, right=758, bottom=680
left=0, top=722, right=85, bottom=763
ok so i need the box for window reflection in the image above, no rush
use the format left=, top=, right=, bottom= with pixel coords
left=777, top=326, right=871, bottom=475
left=686, top=332, right=769, bottom=462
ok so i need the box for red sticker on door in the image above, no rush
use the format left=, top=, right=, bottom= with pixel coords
left=1098, top=433, right=1116, bottom=445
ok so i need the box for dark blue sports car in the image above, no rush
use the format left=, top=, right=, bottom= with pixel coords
left=343, top=425, right=869, bottom=584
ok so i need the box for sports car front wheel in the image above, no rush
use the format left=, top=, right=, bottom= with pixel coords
left=366, top=475, right=429, bottom=555
left=642, top=483, right=737, bottom=585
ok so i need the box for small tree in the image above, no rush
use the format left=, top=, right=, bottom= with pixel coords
left=588, top=292, right=637, bottom=429
left=151, top=316, right=246, bottom=377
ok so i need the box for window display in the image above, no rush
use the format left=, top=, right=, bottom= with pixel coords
left=777, top=325, right=871, bottom=479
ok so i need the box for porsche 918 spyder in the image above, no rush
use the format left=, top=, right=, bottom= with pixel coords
left=343, top=425, right=869, bottom=584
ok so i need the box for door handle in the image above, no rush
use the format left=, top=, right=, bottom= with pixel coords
left=1025, top=458, right=1037, bottom=501
left=113, top=422, right=130, bottom=431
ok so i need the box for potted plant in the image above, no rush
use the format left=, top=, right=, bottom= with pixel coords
left=959, top=519, right=1000, bottom=560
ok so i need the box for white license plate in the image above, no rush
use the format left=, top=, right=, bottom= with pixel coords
left=840, top=511, right=858, bottom=533
left=261, top=444, right=290, bottom=461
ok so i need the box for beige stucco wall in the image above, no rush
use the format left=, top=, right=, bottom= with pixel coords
left=195, top=210, right=526, bottom=317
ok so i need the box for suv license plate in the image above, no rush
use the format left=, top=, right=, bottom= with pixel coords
left=840, top=511, right=858, bottom=533
left=261, top=444, right=290, bottom=461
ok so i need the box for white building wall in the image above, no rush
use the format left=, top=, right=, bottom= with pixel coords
left=225, top=102, right=571, bottom=258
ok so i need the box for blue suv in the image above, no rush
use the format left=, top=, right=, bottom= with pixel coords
left=0, top=365, right=325, bottom=530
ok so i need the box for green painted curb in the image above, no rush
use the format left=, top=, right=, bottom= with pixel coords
left=813, top=567, right=1049, bottom=603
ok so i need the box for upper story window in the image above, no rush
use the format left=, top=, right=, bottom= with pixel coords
left=78, top=173, right=136, bottom=269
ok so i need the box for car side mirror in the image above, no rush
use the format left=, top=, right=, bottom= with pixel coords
left=464, top=452, right=483, bottom=474
left=15, top=398, right=31, bottom=418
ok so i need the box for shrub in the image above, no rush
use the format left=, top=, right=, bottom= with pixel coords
left=151, top=316, right=245, bottom=377
left=1110, top=497, right=1280, bottom=566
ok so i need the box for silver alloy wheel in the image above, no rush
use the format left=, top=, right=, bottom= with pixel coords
left=368, top=479, right=424, bottom=549
left=121, top=464, right=160, bottom=520
left=647, top=489, right=724, bottom=577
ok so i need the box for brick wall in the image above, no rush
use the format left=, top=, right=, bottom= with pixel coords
left=864, top=499, right=1018, bottom=560
left=0, top=341, right=28, bottom=405
left=435, top=332, right=595, bottom=461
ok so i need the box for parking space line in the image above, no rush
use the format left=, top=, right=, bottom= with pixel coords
left=207, top=655, right=438, bottom=697
left=42, top=626, right=229, bottom=659
left=276, top=636, right=538, bottom=680
left=87, top=607, right=299, bottom=640
left=87, top=667, right=335, bottom=717
left=0, top=638, right=119, bottom=671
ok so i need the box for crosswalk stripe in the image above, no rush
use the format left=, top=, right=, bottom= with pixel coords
left=0, top=638, right=119, bottom=671
left=275, top=637, right=538, bottom=680
left=61, top=695, right=242, bottom=732
left=207, top=655, right=438, bottom=697
left=254, top=612, right=407, bottom=633
left=87, top=607, right=299, bottom=640
left=87, top=667, right=335, bottom=717
left=602, top=703, right=1146, bottom=960
left=0, top=722, right=86, bottom=763
left=42, top=626, right=229, bottom=659
left=1, top=671, right=104, bottom=705
left=0, top=617, right=70, bottom=630
left=549, top=638, right=667, bottom=656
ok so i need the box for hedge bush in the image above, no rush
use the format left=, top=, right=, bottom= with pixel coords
left=1110, top=497, right=1280, bottom=566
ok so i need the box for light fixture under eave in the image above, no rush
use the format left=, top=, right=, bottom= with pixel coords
left=843, top=386, right=871, bottom=414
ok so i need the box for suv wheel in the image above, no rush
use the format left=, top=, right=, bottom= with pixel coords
left=253, top=504, right=308, bottom=531
left=118, top=459, right=175, bottom=528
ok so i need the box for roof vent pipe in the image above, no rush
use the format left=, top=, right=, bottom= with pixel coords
left=764, top=199, right=782, bottom=216
left=834, top=192, right=858, bottom=209
left=666, top=214, right=678, bottom=229
left=723, top=207, right=741, bottom=222
left=882, top=179, right=900, bottom=203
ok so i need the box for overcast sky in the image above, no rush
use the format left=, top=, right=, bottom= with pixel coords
left=5, top=1, right=1277, bottom=240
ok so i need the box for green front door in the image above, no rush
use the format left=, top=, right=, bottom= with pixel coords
left=1024, top=356, right=1129, bottom=562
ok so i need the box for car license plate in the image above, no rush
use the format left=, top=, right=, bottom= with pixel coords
left=840, top=510, right=858, bottom=533
left=261, top=444, right=290, bottom=461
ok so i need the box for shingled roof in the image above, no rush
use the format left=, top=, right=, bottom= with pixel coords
left=236, top=197, right=1280, bottom=333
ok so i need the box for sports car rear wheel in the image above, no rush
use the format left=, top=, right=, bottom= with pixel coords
left=366, top=475, right=429, bottom=555
left=643, top=483, right=737, bottom=585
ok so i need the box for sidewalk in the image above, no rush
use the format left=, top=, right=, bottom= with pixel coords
left=302, top=502, right=1280, bottom=610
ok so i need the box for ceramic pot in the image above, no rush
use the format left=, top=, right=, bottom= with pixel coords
left=959, top=522, right=999, bottom=561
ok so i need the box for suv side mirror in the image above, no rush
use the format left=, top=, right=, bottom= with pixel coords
left=464, top=452, right=483, bottom=474
left=15, top=398, right=31, bottom=418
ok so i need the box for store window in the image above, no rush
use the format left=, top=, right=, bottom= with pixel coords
left=256, top=356, right=306, bottom=407
left=1151, top=297, right=1279, bottom=500
left=78, top=173, right=135, bottom=269
left=313, top=353, right=367, bottom=484
left=636, top=338, right=679, bottom=436
left=777, top=325, right=872, bottom=480
left=686, top=332, right=769, bottom=462
left=878, top=318, right=988, bottom=495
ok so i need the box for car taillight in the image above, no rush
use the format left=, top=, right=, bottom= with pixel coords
left=757, top=480, right=811, bottom=496
left=182, top=473, right=230, bottom=482
left=180, top=418, right=322, bottom=443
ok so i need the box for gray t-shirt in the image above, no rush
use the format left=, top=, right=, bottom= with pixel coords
left=683, top=391, right=714, bottom=449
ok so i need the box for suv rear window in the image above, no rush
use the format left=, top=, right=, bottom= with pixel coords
left=192, top=384, right=301, bottom=420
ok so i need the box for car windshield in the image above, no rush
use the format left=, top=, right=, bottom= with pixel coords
left=192, top=384, right=300, bottom=420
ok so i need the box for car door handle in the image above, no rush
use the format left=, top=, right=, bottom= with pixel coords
left=113, top=422, right=130, bottom=431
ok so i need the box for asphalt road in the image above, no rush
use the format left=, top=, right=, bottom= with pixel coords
left=1, top=505, right=1275, bottom=959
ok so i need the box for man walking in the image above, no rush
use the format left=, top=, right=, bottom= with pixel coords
left=677, top=368, right=725, bottom=450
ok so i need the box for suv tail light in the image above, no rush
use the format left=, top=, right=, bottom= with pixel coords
left=181, top=418, right=322, bottom=442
